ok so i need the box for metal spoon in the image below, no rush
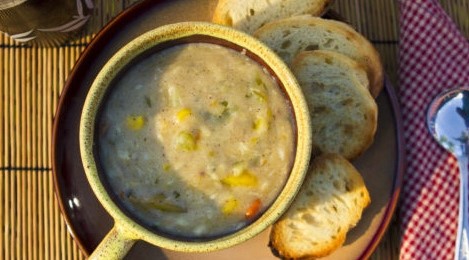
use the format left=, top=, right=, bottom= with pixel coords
left=427, top=87, right=469, bottom=260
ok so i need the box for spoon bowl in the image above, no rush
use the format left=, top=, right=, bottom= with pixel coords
left=427, top=87, right=469, bottom=260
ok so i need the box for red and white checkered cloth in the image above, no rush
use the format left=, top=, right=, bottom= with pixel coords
left=399, top=0, right=469, bottom=259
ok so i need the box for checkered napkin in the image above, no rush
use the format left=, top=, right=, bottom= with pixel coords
left=398, top=0, right=469, bottom=259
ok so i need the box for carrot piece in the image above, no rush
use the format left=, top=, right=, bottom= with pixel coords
left=245, top=198, right=262, bottom=220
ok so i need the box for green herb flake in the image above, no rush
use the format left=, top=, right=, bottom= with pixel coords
left=144, top=96, right=152, bottom=108
left=255, top=75, right=263, bottom=86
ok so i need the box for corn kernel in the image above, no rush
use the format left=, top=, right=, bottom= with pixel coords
left=176, top=108, right=192, bottom=122
left=221, top=170, right=258, bottom=187
left=252, top=89, right=267, bottom=102
left=253, top=117, right=268, bottom=133
left=176, top=131, right=197, bottom=151
left=250, top=137, right=259, bottom=144
left=125, top=116, right=145, bottom=131
left=222, top=198, right=238, bottom=214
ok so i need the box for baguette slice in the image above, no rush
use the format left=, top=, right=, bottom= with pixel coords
left=254, top=15, right=384, bottom=98
left=212, top=0, right=332, bottom=34
left=292, top=50, right=377, bottom=159
left=270, top=153, right=371, bottom=259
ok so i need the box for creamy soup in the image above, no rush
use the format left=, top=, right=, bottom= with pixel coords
left=98, top=43, right=295, bottom=238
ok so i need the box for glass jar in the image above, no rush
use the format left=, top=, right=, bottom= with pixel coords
left=0, top=0, right=94, bottom=46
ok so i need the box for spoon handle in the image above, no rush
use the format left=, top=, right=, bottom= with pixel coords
left=456, top=155, right=469, bottom=260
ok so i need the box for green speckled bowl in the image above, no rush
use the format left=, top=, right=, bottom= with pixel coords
left=79, top=21, right=312, bottom=259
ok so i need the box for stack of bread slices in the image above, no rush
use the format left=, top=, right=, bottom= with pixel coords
left=213, top=0, right=382, bottom=259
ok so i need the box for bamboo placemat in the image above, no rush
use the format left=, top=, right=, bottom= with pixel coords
left=1, top=0, right=467, bottom=259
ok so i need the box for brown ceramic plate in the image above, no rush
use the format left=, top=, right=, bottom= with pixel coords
left=52, top=0, right=404, bottom=259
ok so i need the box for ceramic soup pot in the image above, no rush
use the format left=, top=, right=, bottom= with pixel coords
left=79, top=22, right=312, bottom=259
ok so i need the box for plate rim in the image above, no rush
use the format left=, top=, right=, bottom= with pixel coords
left=357, top=77, right=405, bottom=260
left=52, top=0, right=405, bottom=258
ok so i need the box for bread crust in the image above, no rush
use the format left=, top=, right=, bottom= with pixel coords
left=291, top=50, right=378, bottom=159
left=212, top=0, right=333, bottom=34
left=254, top=15, right=384, bottom=98
left=269, top=154, right=371, bottom=259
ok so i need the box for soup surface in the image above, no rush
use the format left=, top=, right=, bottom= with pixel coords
left=98, top=43, right=295, bottom=238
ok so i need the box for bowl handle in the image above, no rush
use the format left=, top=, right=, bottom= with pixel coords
left=89, top=224, right=137, bottom=260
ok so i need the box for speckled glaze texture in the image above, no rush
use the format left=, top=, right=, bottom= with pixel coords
left=79, top=22, right=312, bottom=258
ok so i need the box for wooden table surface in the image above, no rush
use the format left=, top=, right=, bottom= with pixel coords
left=1, top=0, right=467, bottom=259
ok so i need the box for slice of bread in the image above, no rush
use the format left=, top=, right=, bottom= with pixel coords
left=292, top=50, right=378, bottom=159
left=254, top=15, right=384, bottom=98
left=212, top=0, right=332, bottom=35
left=270, top=153, right=371, bottom=259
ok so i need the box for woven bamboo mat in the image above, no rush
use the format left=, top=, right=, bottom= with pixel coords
left=1, top=0, right=467, bottom=259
